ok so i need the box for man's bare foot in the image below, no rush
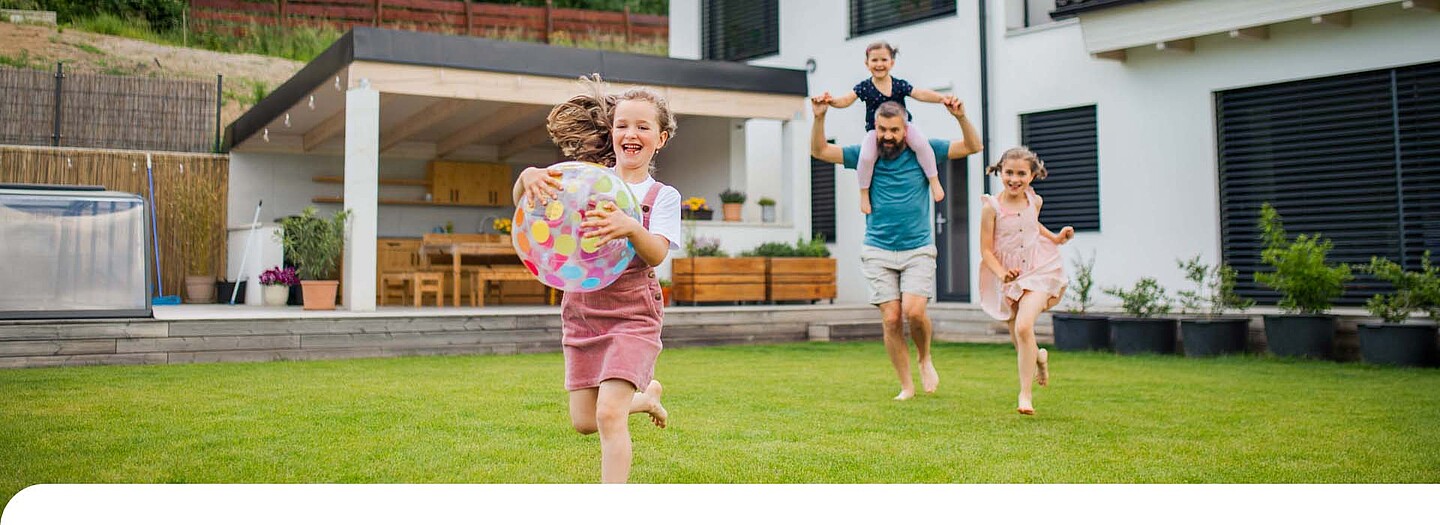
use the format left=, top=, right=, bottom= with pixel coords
left=1017, top=394, right=1035, bottom=415
left=920, top=361, right=940, bottom=394
left=893, top=389, right=915, bottom=401
left=643, top=380, right=667, bottom=428
left=1035, top=349, right=1050, bottom=387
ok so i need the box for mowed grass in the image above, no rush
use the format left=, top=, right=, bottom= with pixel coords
left=2, top=341, right=1438, bottom=503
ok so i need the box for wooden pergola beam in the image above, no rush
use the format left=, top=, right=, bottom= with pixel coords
left=435, top=104, right=542, bottom=158
left=380, top=99, right=471, bottom=152
left=1155, top=38, right=1194, bottom=53
left=303, top=111, right=345, bottom=152
left=1092, top=49, right=1127, bottom=62
left=499, top=124, right=555, bottom=160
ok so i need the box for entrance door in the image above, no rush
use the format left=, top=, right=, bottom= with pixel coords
left=934, top=157, right=970, bottom=302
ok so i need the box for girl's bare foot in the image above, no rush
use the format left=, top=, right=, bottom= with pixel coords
left=1017, top=394, right=1035, bottom=416
left=643, top=380, right=667, bottom=428
left=1035, top=348, right=1050, bottom=387
left=893, top=389, right=915, bottom=401
left=920, top=361, right=940, bottom=394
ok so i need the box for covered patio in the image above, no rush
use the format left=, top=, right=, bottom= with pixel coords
left=224, top=27, right=811, bottom=311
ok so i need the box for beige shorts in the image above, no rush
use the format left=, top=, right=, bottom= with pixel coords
left=860, top=244, right=937, bottom=305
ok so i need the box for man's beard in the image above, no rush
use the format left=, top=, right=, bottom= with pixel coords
left=878, top=138, right=903, bottom=160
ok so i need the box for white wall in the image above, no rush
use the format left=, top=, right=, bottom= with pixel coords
left=990, top=2, right=1440, bottom=304
left=228, top=152, right=519, bottom=238
left=655, top=115, right=734, bottom=211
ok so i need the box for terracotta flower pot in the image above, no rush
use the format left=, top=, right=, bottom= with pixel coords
left=661, top=286, right=673, bottom=306
left=722, top=203, right=742, bottom=222
left=300, top=280, right=339, bottom=310
left=184, top=275, right=215, bottom=304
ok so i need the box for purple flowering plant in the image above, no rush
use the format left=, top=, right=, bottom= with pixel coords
left=259, top=266, right=300, bottom=287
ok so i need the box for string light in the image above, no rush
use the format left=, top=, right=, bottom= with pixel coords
left=308, top=95, right=316, bottom=110
left=284, top=113, right=291, bottom=128
left=263, top=128, right=270, bottom=142
left=66, top=157, right=71, bottom=168
left=334, top=76, right=341, bottom=91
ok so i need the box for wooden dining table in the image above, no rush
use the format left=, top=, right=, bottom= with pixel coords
left=418, top=233, right=522, bottom=306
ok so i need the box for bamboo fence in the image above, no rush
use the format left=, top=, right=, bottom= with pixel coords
left=0, top=146, right=229, bottom=299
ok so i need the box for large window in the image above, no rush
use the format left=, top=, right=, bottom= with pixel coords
left=702, top=0, right=779, bottom=62
left=849, top=0, right=955, bottom=37
left=811, top=141, right=837, bottom=242
left=1006, top=0, right=1058, bottom=30
left=1217, top=61, right=1440, bottom=306
left=1020, top=105, right=1101, bottom=232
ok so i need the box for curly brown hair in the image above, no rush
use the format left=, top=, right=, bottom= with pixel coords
left=545, top=75, right=677, bottom=167
left=986, top=146, right=1048, bottom=180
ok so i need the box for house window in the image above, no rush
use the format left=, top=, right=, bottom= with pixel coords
left=1217, top=61, right=1440, bottom=306
left=702, top=0, right=779, bottom=62
left=849, top=0, right=955, bottom=37
left=811, top=141, right=837, bottom=242
left=1007, top=0, right=1058, bottom=30
left=1019, top=105, right=1101, bottom=233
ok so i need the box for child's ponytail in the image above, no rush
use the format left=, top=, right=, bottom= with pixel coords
left=547, top=74, right=616, bottom=166
left=988, top=146, right=1048, bottom=180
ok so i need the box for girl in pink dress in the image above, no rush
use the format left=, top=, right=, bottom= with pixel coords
left=514, top=76, right=681, bottom=483
left=979, top=147, right=1075, bottom=415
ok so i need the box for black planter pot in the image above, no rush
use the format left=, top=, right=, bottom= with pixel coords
left=1180, top=317, right=1251, bottom=357
left=1109, top=317, right=1178, bottom=355
left=1052, top=313, right=1110, bottom=351
left=1358, top=323, right=1439, bottom=367
left=215, top=281, right=247, bottom=305
left=287, top=284, right=304, bottom=306
left=1262, top=315, right=1335, bottom=360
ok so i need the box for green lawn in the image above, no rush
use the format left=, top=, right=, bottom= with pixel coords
left=2, top=341, right=1437, bottom=503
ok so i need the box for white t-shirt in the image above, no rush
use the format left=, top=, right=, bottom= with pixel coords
left=627, top=177, right=682, bottom=251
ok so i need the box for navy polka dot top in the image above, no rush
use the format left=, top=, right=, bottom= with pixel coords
left=853, top=78, right=913, bottom=131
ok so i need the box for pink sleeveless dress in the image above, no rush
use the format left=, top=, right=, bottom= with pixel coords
left=979, top=189, right=1068, bottom=321
left=560, top=183, right=667, bottom=391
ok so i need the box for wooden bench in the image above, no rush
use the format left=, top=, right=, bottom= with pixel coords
left=465, top=265, right=537, bottom=306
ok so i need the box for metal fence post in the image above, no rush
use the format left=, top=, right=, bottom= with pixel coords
left=51, top=62, right=64, bottom=147
left=215, top=74, right=224, bottom=153
left=544, top=0, right=553, bottom=43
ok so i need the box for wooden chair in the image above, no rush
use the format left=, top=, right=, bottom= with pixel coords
left=465, top=265, right=535, bottom=306
left=412, top=271, right=446, bottom=307
left=379, top=272, right=413, bottom=306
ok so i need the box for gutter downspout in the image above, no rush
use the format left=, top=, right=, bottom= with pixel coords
left=978, top=0, right=992, bottom=194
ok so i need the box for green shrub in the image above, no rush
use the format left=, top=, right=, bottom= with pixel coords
left=1253, top=203, right=1352, bottom=315
left=276, top=207, right=351, bottom=281
left=719, top=189, right=746, bottom=204
left=742, top=242, right=796, bottom=258
left=793, top=235, right=830, bottom=257
left=1176, top=255, right=1254, bottom=317
left=1064, top=251, right=1096, bottom=314
left=1359, top=252, right=1440, bottom=324
left=1104, top=277, right=1170, bottom=318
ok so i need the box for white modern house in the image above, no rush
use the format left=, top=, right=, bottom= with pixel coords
left=670, top=0, right=1440, bottom=307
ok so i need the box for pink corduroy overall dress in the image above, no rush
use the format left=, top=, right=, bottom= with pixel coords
left=560, top=182, right=668, bottom=391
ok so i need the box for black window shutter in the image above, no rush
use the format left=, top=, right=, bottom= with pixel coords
left=1216, top=63, right=1440, bottom=307
left=1020, top=105, right=1101, bottom=233
left=849, top=0, right=955, bottom=37
left=812, top=146, right=837, bottom=242
left=703, top=0, right=779, bottom=62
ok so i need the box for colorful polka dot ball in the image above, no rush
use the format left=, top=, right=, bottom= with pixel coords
left=512, top=161, right=641, bottom=292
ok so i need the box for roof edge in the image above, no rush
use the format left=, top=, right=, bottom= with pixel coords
left=225, top=31, right=355, bottom=152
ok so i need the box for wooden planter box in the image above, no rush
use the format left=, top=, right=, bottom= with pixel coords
left=672, top=257, right=766, bottom=303
left=767, top=257, right=837, bottom=303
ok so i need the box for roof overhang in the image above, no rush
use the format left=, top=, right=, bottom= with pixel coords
left=225, top=27, right=809, bottom=158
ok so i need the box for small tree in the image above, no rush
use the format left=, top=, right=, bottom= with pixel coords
left=1104, top=277, right=1170, bottom=318
left=1176, top=255, right=1255, bottom=317
left=1359, top=252, right=1440, bottom=324
left=1253, top=203, right=1352, bottom=315
left=275, top=207, right=351, bottom=281
left=1064, top=251, right=1097, bottom=314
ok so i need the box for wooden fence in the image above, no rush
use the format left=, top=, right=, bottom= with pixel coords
left=0, top=146, right=229, bottom=300
left=190, top=0, right=667, bottom=44
left=0, top=65, right=221, bottom=153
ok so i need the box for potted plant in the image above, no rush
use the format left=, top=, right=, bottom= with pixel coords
left=1355, top=253, right=1440, bottom=367
left=258, top=266, right=299, bottom=307
left=176, top=181, right=220, bottom=304
left=719, top=189, right=746, bottom=222
left=681, top=197, right=713, bottom=221
left=1175, top=255, right=1255, bottom=357
left=758, top=196, right=777, bottom=223
left=492, top=216, right=513, bottom=243
left=275, top=207, right=351, bottom=311
left=1104, top=277, right=1176, bottom=355
left=1254, top=203, right=1352, bottom=360
left=659, top=278, right=673, bottom=307
left=1052, top=252, right=1108, bottom=351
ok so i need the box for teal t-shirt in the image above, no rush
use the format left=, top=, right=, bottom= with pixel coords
left=842, top=138, right=948, bottom=251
